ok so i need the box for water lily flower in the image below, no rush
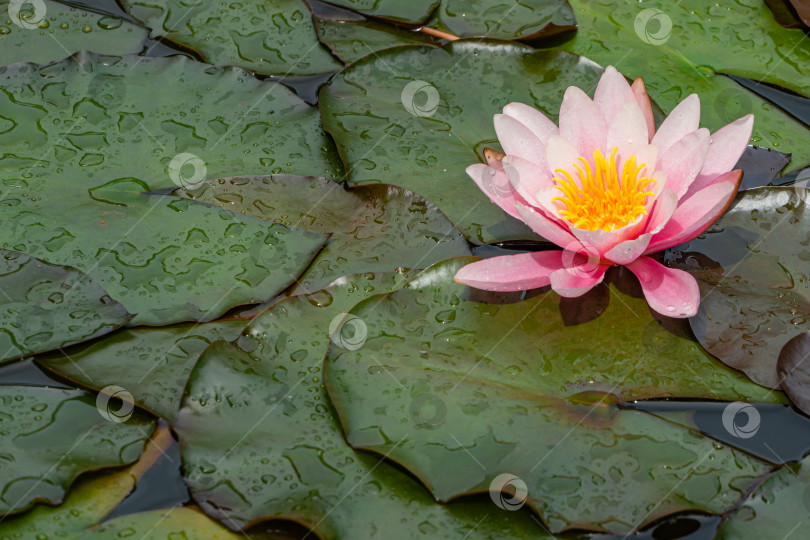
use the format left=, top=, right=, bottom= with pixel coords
left=455, top=66, right=753, bottom=317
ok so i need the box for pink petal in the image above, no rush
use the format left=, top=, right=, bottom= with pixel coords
left=467, top=163, right=525, bottom=220
left=626, top=256, right=700, bottom=318
left=607, top=101, right=651, bottom=173
left=559, top=86, right=607, bottom=156
left=657, top=128, right=710, bottom=199
left=570, top=216, right=642, bottom=258
left=545, top=134, right=581, bottom=182
left=631, top=77, right=655, bottom=142
left=634, top=144, right=659, bottom=178
left=534, top=186, right=567, bottom=221
left=604, top=233, right=652, bottom=265
left=515, top=202, right=581, bottom=250
left=651, top=94, right=700, bottom=151
left=594, top=66, right=637, bottom=126
left=549, top=257, right=609, bottom=297
left=687, top=114, right=754, bottom=197
left=645, top=171, right=742, bottom=253
left=494, top=114, right=545, bottom=164
left=503, top=102, right=558, bottom=144
left=454, top=251, right=564, bottom=292
left=645, top=188, right=678, bottom=234
left=502, top=155, right=554, bottom=204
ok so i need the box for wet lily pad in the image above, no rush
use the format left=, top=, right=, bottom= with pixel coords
left=0, top=250, right=132, bottom=365
left=716, top=457, right=810, bottom=539
left=120, top=0, right=342, bottom=76
left=37, top=320, right=248, bottom=422
left=77, top=507, right=244, bottom=539
left=777, top=332, right=810, bottom=416
left=0, top=53, right=335, bottom=324
left=0, top=0, right=148, bottom=66
left=322, top=258, right=782, bottom=533
left=0, top=385, right=154, bottom=515
left=667, top=187, right=810, bottom=389
left=0, top=424, right=173, bottom=536
left=557, top=0, right=810, bottom=171
left=175, top=175, right=470, bottom=293
left=176, top=270, right=549, bottom=538
left=320, top=41, right=608, bottom=244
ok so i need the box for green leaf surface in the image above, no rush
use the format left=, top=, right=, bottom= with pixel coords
left=0, top=53, right=336, bottom=324
left=0, top=424, right=173, bottom=537
left=717, top=459, right=810, bottom=539
left=321, top=0, right=438, bottom=24
left=174, top=175, right=471, bottom=294
left=0, top=0, right=147, bottom=66
left=320, top=41, right=608, bottom=244
left=120, top=0, right=342, bottom=76
left=0, top=249, right=131, bottom=365
left=176, top=270, right=549, bottom=538
left=0, top=385, right=154, bottom=516
left=77, top=507, right=244, bottom=540
left=37, top=320, right=248, bottom=422
left=557, top=0, right=810, bottom=171
left=322, top=258, right=782, bottom=533
left=668, top=187, right=810, bottom=389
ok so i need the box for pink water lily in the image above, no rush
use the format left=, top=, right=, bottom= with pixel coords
left=454, top=66, right=753, bottom=318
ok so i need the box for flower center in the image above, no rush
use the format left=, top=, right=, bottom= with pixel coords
left=551, top=147, right=656, bottom=232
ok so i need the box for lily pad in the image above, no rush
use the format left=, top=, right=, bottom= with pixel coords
left=176, top=268, right=550, bottom=538
left=0, top=424, right=173, bottom=536
left=0, top=53, right=336, bottom=324
left=120, top=0, right=342, bottom=76
left=777, top=332, right=810, bottom=416
left=322, top=258, right=782, bottom=533
left=320, top=41, right=608, bottom=243
left=716, top=457, right=810, bottom=539
left=667, top=187, right=810, bottom=389
left=0, top=249, right=131, bottom=365
left=77, top=507, right=244, bottom=540
left=37, top=320, right=248, bottom=422
left=0, top=385, right=154, bottom=515
left=174, top=175, right=471, bottom=294
left=0, top=0, right=148, bottom=66
left=557, top=0, right=810, bottom=171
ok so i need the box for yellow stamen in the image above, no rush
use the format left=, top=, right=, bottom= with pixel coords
left=551, top=147, right=656, bottom=232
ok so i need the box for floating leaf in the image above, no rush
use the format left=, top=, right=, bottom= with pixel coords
left=320, top=0, right=439, bottom=24
left=176, top=270, right=549, bottom=538
left=77, top=507, right=243, bottom=540
left=0, top=53, right=335, bottom=324
left=777, top=332, right=810, bottom=416
left=0, top=0, right=147, bottom=66
left=320, top=41, right=612, bottom=243
left=716, top=456, right=810, bottom=539
left=323, top=258, right=781, bottom=533
left=667, top=187, right=810, bottom=389
left=175, top=175, right=470, bottom=293
left=0, top=250, right=132, bottom=365
left=735, top=145, right=791, bottom=190
left=38, top=320, right=248, bottom=422
left=0, top=424, right=173, bottom=536
left=557, top=0, right=810, bottom=171
left=0, top=385, right=154, bottom=515
left=120, top=0, right=342, bottom=76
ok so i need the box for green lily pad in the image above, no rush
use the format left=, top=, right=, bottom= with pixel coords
left=174, top=175, right=470, bottom=294
left=557, top=0, right=810, bottom=171
left=667, top=187, right=810, bottom=389
left=120, top=0, right=342, bottom=76
left=37, top=320, right=248, bottom=422
left=320, top=41, right=607, bottom=244
left=322, top=258, right=782, bottom=533
left=0, top=53, right=336, bottom=325
left=0, top=424, right=173, bottom=536
left=0, top=249, right=132, bottom=365
left=77, top=506, right=244, bottom=540
left=175, top=270, right=550, bottom=538
left=777, top=332, right=810, bottom=416
left=320, top=0, right=439, bottom=24
left=0, top=0, right=148, bottom=66
left=0, top=385, right=154, bottom=516
left=716, top=458, right=810, bottom=539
